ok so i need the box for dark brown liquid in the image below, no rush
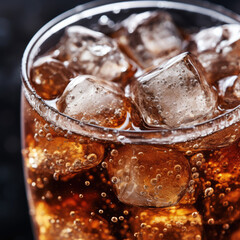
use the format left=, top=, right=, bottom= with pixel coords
left=22, top=10, right=240, bottom=240
left=22, top=92, right=240, bottom=240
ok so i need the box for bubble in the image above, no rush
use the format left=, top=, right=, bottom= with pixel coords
left=150, top=178, right=158, bottom=185
left=53, top=172, right=60, bottom=181
left=223, top=223, right=229, bottom=230
left=159, top=233, right=164, bottom=238
left=176, top=174, right=181, bottom=180
left=87, top=153, right=97, bottom=162
left=38, top=129, right=45, bottom=137
left=46, top=133, right=53, bottom=141
left=141, top=223, right=147, bottom=228
left=36, top=178, right=44, bottom=189
left=101, top=162, right=108, bottom=168
left=111, top=217, right=118, bottom=223
left=99, top=209, right=104, bottom=214
left=44, top=123, right=49, bottom=132
left=174, top=164, right=182, bottom=172
left=228, top=206, right=234, bottom=212
left=119, top=216, right=124, bottom=221
left=205, top=187, right=214, bottom=197
left=192, top=167, right=197, bottom=173
left=111, top=176, right=119, bottom=184
left=70, top=211, right=76, bottom=217
left=85, top=181, right=90, bottom=186
left=34, top=133, right=39, bottom=142
left=45, top=191, right=53, bottom=199
left=74, top=218, right=81, bottom=226
left=192, top=212, right=199, bottom=218
left=101, top=192, right=107, bottom=198
left=123, top=210, right=129, bottom=215
left=111, top=149, right=118, bottom=157
left=208, top=218, right=215, bottom=225
left=223, top=201, right=229, bottom=207
left=192, top=172, right=199, bottom=179
left=79, top=194, right=83, bottom=198
left=195, top=235, right=201, bottom=240
left=219, top=193, right=225, bottom=199
left=186, top=150, right=193, bottom=156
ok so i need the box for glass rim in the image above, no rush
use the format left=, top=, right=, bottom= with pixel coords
left=21, top=0, right=240, bottom=145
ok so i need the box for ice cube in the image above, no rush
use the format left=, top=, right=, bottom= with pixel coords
left=57, top=25, right=134, bottom=83
left=115, top=11, right=183, bottom=68
left=188, top=24, right=240, bottom=83
left=108, top=145, right=190, bottom=207
left=30, top=56, right=75, bottom=100
left=217, top=75, right=240, bottom=108
left=130, top=206, right=202, bottom=240
left=131, top=52, right=218, bottom=128
left=34, top=200, right=115, bottom=240
left=57, top=75, right=129, bottom=128
left=23, top=136, right=105, bottom=179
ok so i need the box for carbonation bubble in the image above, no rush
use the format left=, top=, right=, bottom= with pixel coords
left=111, top=217, right=118, bottom=223
left=108, top=145, right=190, bottom=207
left=205, top=187, right=214, bottom=197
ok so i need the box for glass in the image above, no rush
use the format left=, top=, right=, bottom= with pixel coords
left=21, top=0, right=240, bottom=239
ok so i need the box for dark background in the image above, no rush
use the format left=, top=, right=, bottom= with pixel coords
left=0, top=0, right=240, bottom=239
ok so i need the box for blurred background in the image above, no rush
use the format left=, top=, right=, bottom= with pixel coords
left=0, top=0, right=240, bottom=239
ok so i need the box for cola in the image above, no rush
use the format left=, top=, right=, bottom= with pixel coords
left=21, top=3, right=240, bottom=240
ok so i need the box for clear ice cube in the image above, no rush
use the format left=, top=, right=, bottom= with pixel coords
left=57, top=25, right=134, bottom=83
left=131, top=52, right=218, bottom=128
left=57, top=75, right=129, bottom=128
left=108, top=145, right=190, bottom=207
left=188, top=24, right=240, bottom=83
left=30, top=56, right=74, bottom=100
left=217, top=75, right=240, bottom=108
left=130, top=206, right=202, bottom=240
left=34, top=200, right=115, bottom=240
left=116, top=11, right=183, bottom=68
